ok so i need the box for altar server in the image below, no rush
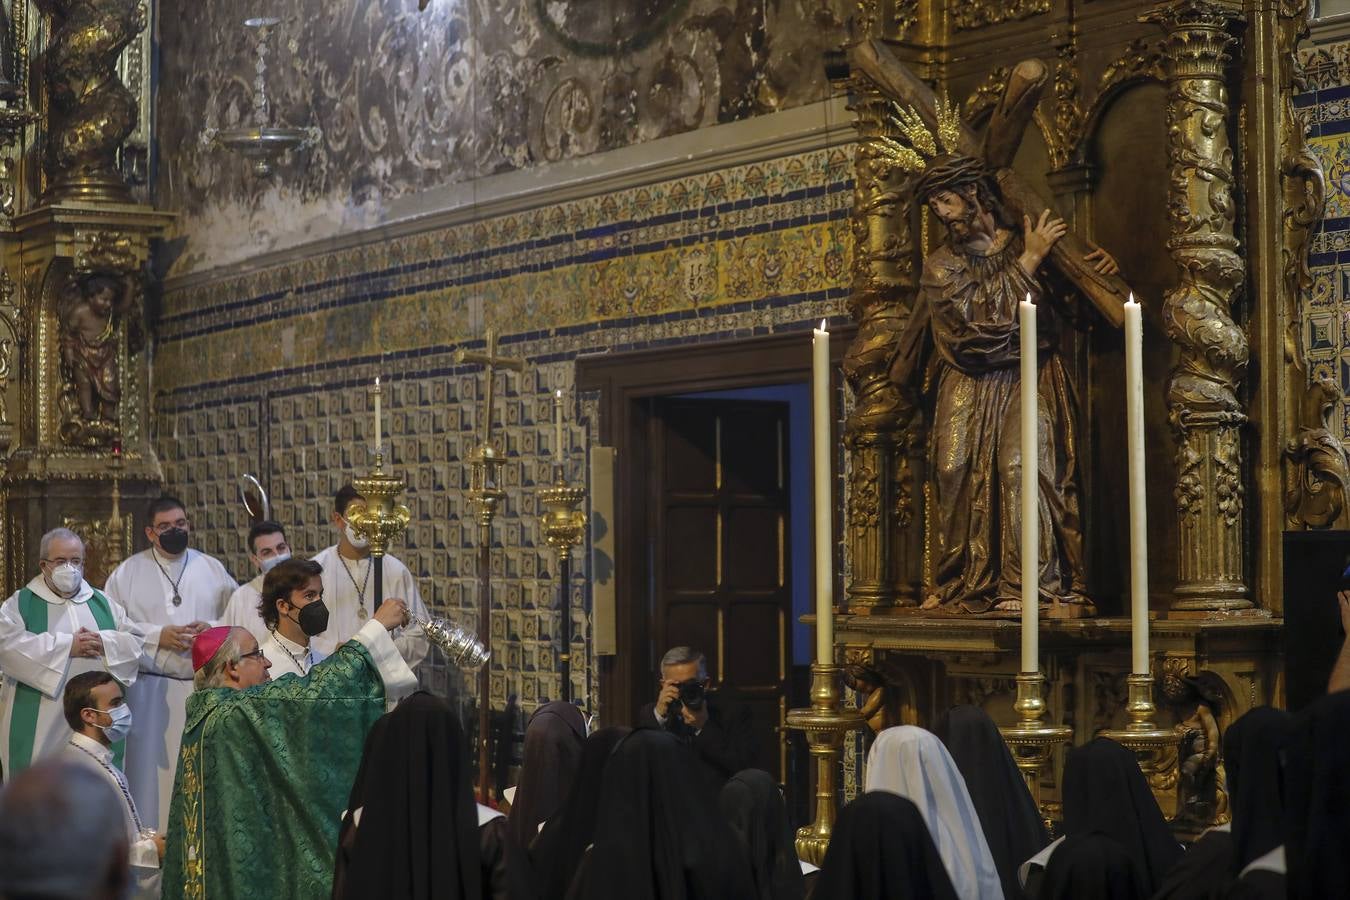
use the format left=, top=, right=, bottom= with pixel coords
left=106, top=495, right=237, bottom=832
left=0, top=527, right=143, bottom=778
left=864, top=725, right=1005, bottom=900
left=61, top=671, right=162, bottom=899
left=256, top=558, right=330, bottom=679
left=312, top=484, right=428, bottom=668
left=220, top=520, right=292, bottom=644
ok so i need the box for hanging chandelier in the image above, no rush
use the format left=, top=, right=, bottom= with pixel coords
left=201, top=17, right=319, bottom=177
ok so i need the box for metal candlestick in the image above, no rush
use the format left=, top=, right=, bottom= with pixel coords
left=785, top=662, right=866, bottom=865
left=346, top=452, right=489, bottom=668
left=1099, top=672, right=1181, bottom=808
left=345, top=449, right=412, bottom=606
left=999, top=672, right=1073, bottom=815
left=538, top=463, right=587, bottom=703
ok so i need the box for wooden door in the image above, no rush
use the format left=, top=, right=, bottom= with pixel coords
left=650, top=397, right=792, bottom=780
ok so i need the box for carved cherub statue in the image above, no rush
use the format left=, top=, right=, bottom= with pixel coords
left=58, top=272, right=133, bottom=429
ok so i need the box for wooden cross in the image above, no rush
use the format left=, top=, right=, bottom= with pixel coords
left=846, top=40, right=1132, bottom=328
left=454, top=328, right=525, bottom=447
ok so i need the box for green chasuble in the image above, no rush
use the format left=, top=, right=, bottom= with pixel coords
left=160, top=639, right=387, bottom=900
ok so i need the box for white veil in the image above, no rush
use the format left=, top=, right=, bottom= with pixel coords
left=864, top=725, right=1005, bottom=900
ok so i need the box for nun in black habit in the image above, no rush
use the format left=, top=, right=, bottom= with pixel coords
left=528, top=726, right=630, bottom=900
left=331, top=692, right=536, bottom=900
left=717, top=769, right=805, bottom=900
left=578, top=728, right=754, bottom=900
left=508, top=700, right=587, bottom=846
left=1283, top=689, right=1350, bottom=900
left=811, top=791, right=960, bottom=900
left=1022, top=738, right=1181, bottom=899
left=935, top=704, right=1050, bottom=899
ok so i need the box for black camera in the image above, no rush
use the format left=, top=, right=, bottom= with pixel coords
left=666, top=679, right=708, bottom=719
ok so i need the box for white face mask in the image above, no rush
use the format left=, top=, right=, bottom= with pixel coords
left=259, top=552, right=291, bottom=574
left=344, top=522, right=369, bottom=550
left=49, top=563, right=83, bottom=595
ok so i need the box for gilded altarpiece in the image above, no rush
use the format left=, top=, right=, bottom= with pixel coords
left=826, top=0, right=1319, bottom=824
left=0, top=0, right=171, bottom=594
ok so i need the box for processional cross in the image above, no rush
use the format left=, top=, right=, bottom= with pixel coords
left=454, top=327, right=526, bottom=802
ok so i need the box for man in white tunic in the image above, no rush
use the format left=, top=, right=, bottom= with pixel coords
left=220, top=521, right=292, bottom=644
left=61, top=670, right=162, bottom=899
left=311, top=484, right=429, bottom=669
left=0, top=527, right=143, bottom=778
left=105, top=495, right=238, bottom=832
left=256, top=558, right=330, bottom=679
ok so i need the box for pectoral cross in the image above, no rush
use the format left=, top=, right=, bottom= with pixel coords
left=454, top=328, right=525, bottom=449
left=845, top=40, right=1132, bottom=328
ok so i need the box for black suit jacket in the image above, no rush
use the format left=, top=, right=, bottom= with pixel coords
left=637, top=693, right=757, bottom=787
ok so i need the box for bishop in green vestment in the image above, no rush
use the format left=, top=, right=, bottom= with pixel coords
left=161, top=565, right=416, bottom=900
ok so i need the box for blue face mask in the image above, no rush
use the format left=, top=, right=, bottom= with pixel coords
left=87, top=703, right=132, bottom=743
left=259, top=552, right=290, bottom=574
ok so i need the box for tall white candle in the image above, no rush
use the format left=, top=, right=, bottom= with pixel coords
left=373, top=377, right=382, bottom=454
left=1020, top=294, right=1039, bottom=673
left=554, top=389, right=565, bottom=466
left=1125, top=294, right=1150, bottom=675
left=812, top=320, right=834, bottom=664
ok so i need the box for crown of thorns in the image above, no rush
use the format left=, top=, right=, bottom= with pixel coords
left=869, top=97, right=963, bottom=174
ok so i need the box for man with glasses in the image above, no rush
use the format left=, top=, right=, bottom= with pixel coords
left=105, top=495, right=238, bottom=833
left=0, top=527, right=143, bottom=778
left=160, top=596, right=415, bottom=900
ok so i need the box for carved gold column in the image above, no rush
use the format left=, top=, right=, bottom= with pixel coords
left=1144, top=0, right=1251, bottom=612
left=830, top=58, right=922, bottom=611
left=0, top=0, right=172, bottom=593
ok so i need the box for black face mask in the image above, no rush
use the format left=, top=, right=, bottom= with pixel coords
left=158, top=528, right=189, bottom=555
left=288, top=600, right=330, bottom=637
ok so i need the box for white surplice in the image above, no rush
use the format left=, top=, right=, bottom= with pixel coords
left=311, top=545, right=429, bottom=670
left=105, top=547, right=237, bottom=832
left=0, top=576, right=144, bottom=776
left=220, top=573, right=267, bottom=644
left=62, top=732, right=161, bottom=899
left=258, top=629, right=327, bottom=680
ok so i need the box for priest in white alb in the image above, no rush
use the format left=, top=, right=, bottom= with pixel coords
left=0, top=527, right=143, bottom=777
left=220, top=520, right=293, bottom=644
left=312, top=485, right=428, bottom=668
left=105, top=495, right=238, bottom=832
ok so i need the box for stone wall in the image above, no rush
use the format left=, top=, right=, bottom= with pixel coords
left=154, top=0, right=851, bottom=276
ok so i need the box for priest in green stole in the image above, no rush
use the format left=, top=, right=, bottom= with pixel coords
left=161, top=558, right=417, bottom=900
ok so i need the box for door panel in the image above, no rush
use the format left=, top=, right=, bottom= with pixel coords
left=651, top=397, right=792, bottom=780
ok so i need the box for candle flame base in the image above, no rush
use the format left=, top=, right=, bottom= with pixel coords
left=999, top=672, right=1072, bottom=817
left=538, top=469, right=587, bottom=551
left=785, top=663, right=866, bottom=866
left=1099, top=673, right=1181, bottom=795
left=345, top=452, right=412, bottom=557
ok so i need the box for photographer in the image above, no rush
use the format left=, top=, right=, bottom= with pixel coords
left=638, top=646, right=756, bottom=789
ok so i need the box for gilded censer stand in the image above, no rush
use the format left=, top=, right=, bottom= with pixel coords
left=999, top=672, right=1073, bottom=816
left=538, top=460, right=586, bottom=703
left=786, top=661, right=865, bottom=865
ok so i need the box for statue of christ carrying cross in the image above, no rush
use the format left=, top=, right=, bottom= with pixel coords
left=850, top=45, right=1136, bottom=615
